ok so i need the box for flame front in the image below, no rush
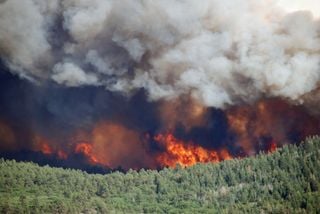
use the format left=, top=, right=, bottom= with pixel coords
left=0, top=98, right=318, bottom=171
left=155, top=133, right=232, bottom=167
left=75, top=142, right=99, bottom=164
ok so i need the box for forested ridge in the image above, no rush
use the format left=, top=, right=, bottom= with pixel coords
left=1, top=137, right=320, bottom=213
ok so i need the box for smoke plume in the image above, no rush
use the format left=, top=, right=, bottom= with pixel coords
left=0, top=0, right=319, bottom=171
left=1, top=0, right=319, bottom=108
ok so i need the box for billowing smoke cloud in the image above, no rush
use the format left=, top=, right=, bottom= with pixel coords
left=0, top=0, right=319, bottom=171
left=1, top=0, right=319, bottom=109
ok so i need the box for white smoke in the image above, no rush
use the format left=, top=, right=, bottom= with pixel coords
left=0, top=0, right=319, bottom=108
left=52, top=62, right=99, bottom=87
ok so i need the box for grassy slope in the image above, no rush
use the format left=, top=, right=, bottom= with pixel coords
left=0, top=137, right=320, bottom=213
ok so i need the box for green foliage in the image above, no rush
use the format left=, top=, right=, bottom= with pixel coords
left=1, top=136, right=320, bottom=213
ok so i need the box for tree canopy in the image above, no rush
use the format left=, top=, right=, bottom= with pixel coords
left=1, top=136, right=320, bottom=213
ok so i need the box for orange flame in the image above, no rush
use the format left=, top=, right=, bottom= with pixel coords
left=72, top=122, right=158, bottom=170
left=155, top=133, right=232, bottom=167
left=32, top=134, right=68, bottom=159
left=33, top=134, right=54, bottom=155
left=39, top=143, right=53, bottom=155
left=268, top=141, right=277, bottom=153
left=75, top=142, right=99, bottom=164
left=0, top=98, right=317, bottom=171
left=220, top=148, right=232, bottom=160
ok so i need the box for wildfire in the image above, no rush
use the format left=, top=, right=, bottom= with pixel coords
left=155, top=133, right=232, bottom=167
left=39, top=143, right=53, bottom=155
left=159, top=97, right=207, bottom=130
left=32, top=134, right=68, bottom=159
left=33, top=134, right=54, bottom=155
left=226, top=100, right=283, bottom=155
left=226, top=99, right=320, bottom=155
left=75, top=142, right=99, bottom=164
left=0, top=97, right=318, bottom=171
left=268, top=141, right=277, bottom=153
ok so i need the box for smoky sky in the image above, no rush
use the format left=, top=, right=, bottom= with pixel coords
left=0, top=1, right=319, bottom=171
left=1, top=0, right=320, bottom=110
left=1, top=58, right=320, bottom=171
left=0, top=60, right=157, bottom=140
left=0, top=59, right=226, bottom=143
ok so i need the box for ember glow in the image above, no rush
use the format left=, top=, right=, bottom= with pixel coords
left=226, top=99, right=320, bottom=155
left=0, top=120, right=16, bottom=151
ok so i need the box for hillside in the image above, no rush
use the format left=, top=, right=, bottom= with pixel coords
left=1, top=137, right=320, bottom=213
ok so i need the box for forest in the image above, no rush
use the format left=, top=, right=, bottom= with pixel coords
left=0, top=136, right=320, bottom=213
